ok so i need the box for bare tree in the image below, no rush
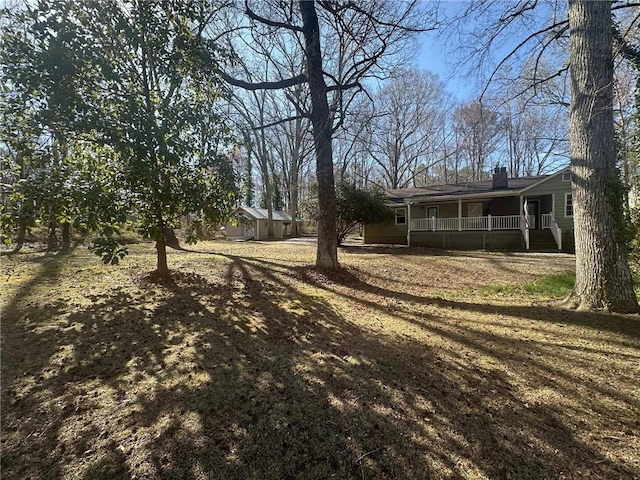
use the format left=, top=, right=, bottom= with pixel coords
left=269, top=88, right=314, bottom=236
left=217, top=0, right=433, bottom=268
left=613, top=60, right=639, bottom=207
left=452, top=100, right=502, bottom=181
left=228, top=83, right=278, bottom=238
left=360, top=69, right=449, bottom=189
left=499, top=72, right=569, bottom=177
left=560, top=0, right=638, bottom=312
left=443, top=0, right=639, bottom=312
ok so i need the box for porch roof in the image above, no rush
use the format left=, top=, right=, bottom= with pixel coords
left=386, top=173, right=557, bottom=204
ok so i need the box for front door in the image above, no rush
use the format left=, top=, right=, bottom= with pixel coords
left=526, top=200, right=539, bottom=229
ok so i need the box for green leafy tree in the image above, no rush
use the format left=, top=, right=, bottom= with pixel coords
left=4, top=0, right=238, bottom=271
left=0, top=1, right=89, bottom=251
left=82, top=0, right=237, bottom=273
left=335, top=182, right=393, bottom=246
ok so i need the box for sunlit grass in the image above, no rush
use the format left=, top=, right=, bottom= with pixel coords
left=483, top=271, right=576, bottom=298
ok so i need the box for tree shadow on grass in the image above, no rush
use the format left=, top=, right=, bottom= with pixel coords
left=1, top=254, right=638, bottom=479
left=298, top=264, right=639, bottom=338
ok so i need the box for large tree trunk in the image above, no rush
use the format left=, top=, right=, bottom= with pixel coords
left=163, top=227, right=181, bottom=249
left=11, top=225, right=26, bottom=254
left=563, top=0, right=638, bottom=312
left=290, top=156, right=299, bottom=237
left=156, top=236, right=169, bottom=274
left=47, top=220, right=57, bottom=251
left=61, top=222, right=71, bottom=251
left=299, top=0, right=338, bottom=269
left=155, top=210, right=169, bottom=274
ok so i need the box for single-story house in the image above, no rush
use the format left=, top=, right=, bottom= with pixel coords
left=364, top=167, right=575, bottom=252
left=224, top=207, right=292, bottom=240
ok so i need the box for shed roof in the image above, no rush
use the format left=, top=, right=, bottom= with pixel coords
left=233, top=206, right=292, bottom=222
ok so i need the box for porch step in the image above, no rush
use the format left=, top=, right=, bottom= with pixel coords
left=528, top=229, right=560, bottom=251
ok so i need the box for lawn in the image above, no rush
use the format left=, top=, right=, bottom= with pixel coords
left=1, top=241, right=639, bottom=479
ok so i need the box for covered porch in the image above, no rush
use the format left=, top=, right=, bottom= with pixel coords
left=406, top=195, right=562, bottom=250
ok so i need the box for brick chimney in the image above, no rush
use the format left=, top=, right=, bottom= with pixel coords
left=492, top=166, right=508, bottom=189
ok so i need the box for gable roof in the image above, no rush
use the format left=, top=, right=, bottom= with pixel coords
left=386, top=167, right=569, bottom=203
left=233, top=206, right=292, bottom=222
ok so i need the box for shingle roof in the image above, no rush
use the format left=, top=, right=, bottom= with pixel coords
left=233, top=207, right=292, bottom=222
left=386, top=171, right=565, bottom=203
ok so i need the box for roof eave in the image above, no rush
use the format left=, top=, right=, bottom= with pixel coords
left=404, top=188, right=526, bottom=203
left=518, top=166, right=570, bottom=194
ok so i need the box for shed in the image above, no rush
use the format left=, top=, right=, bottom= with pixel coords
left=224, top=207, right=292, bottom=240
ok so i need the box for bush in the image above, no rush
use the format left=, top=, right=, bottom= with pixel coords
left=336, top=182, right=393, bottom=245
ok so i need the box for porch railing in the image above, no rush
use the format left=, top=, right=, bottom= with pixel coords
left=491, top=215, right=521, bottom=230
left=460, top=216, right=488, bottom=230
left=408, top=212, right=562, bottom=251
left=431, top=217, right=459, bottom=231
left=542, top=213, right=562, bottom=250
left=411, top=218, right=428, bottom=231
left=410, top=215, right=522, bottom=232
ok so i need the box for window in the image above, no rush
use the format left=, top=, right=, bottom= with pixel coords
left=565, top=193, right=573, bottom=217
left=427, top=207, right=438, bottom=218
left=468, top=203, right=482, bottom=217
left=562, top=171, right=571, bottom=182
left=395, top=208, right=407, bottom=225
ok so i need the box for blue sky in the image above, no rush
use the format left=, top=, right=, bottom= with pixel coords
left=413, top=1, right=481, bottom=100
left=416, top=32, right=473, bottom=98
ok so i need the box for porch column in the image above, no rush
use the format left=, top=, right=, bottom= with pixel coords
left=552, top=193, right=556, bottom=217
left=458, top=198, right=462, bottom=231
left=256, top=218, right=260, bottom=239
left=407, top=202, right=411, bottom=247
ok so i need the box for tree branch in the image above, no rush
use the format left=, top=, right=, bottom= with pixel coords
left=251, top=115, right=309, bottom=130
left=340, top=1, right=435, bottom=33
left=479, top=19, right=569, bottom=99
left=244, top=1, right=303, bottom=32
left=218, top=70, right=307, bottom=90
left=326, top=81, right=362, bottom=92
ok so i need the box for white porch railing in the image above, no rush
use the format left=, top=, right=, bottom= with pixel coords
left=460, top=216, right=488, bottom=230
left=541, top=213, right=562, bottom=250
left=411, top=218, right=428, bottom=231
left=431, top=217, right=459, bottom=231
left=491, top=215, right=521, bottom=230
left=408, top=212, right=561, bottom=251
left=410, top=215, right=522, bottom=232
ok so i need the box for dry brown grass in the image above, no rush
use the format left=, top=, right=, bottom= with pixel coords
left=1, top=241, right=639, bottom=479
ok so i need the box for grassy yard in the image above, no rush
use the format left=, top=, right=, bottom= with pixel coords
left=1, top=241, right=639, bottom=479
